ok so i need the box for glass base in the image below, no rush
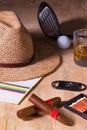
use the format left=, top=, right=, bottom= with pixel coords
left=74, top=59, right=87, bottom=67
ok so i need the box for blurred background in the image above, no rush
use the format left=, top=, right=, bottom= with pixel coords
left=0, top=0, right=87, bottom=36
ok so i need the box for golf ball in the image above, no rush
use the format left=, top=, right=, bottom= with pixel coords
left=57, top=35, right=70, bottom=49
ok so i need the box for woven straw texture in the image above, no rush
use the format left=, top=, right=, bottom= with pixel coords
left=0, top=11, right=60, bottom=81
left=0, top=11, right=33, bottom=64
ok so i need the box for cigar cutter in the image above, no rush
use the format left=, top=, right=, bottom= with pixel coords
left=51, top=80, right=87, bottom=91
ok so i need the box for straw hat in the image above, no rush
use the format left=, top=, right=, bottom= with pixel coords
left=0, top=11, right=60, bottom=81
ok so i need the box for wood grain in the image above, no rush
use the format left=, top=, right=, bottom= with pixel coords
left=0, top=0, right=87, bottom=130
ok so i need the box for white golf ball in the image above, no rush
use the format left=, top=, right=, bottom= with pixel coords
left=57, top=35, right=70, bottom=49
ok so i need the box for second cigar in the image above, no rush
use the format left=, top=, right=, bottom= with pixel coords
left=17, top=97, right=62, bottom=119
left=29, top=94, right=73, bottom=126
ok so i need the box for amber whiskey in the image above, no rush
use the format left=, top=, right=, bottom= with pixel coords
left=74, top=44, right=87, bottom=66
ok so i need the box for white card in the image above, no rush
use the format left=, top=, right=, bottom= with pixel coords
left=0, top=77, right=42, bottom=104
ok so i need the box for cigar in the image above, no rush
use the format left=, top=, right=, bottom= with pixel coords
left=29, top=94, right=73, bottom=126
left=17, top=97, right=62, bottom=119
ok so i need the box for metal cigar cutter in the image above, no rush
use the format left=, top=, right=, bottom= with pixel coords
left=52, top=80, right=87, bottom=91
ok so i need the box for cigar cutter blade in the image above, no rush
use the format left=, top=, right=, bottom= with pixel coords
left=51, top=80, right=87, bottom=91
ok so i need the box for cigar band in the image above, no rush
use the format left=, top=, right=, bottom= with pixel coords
left=46, top=99, right=53, bottom=106
left=49, top=109, right=59, bottom=119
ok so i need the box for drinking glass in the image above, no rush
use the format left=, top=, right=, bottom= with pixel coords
left=73, top=28, right=87, bottom=66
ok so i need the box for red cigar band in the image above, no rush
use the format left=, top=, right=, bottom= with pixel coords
left=46, top=99, right=53, bottom=106
left=49, top=109, right=59, bottom=119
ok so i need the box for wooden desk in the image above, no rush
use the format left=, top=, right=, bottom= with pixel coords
left=0, top=1, right=87, bottom=130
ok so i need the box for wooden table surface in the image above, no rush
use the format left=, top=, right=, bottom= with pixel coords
left=0, top=0, right=87, bottom=130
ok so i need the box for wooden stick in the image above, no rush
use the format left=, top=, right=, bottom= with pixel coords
left=29, top=94, right=73, bottom=126
left=17, top=97, right=62, bottom=119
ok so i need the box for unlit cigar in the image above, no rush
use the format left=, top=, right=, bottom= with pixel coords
left=17, top=97, right=62, bottom=119
left=29, top=94, right=73, bottom=126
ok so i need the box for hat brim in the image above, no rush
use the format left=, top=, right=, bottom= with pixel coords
left=0, top=34, right=60, bottom=81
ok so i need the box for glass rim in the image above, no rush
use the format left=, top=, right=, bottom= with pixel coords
left=73, top=28, right=87, bottom=37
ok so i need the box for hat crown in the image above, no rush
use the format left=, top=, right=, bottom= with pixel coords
left=0, top=11, right=59, bottom=82
left=0, top=11, right=34, bottom=65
